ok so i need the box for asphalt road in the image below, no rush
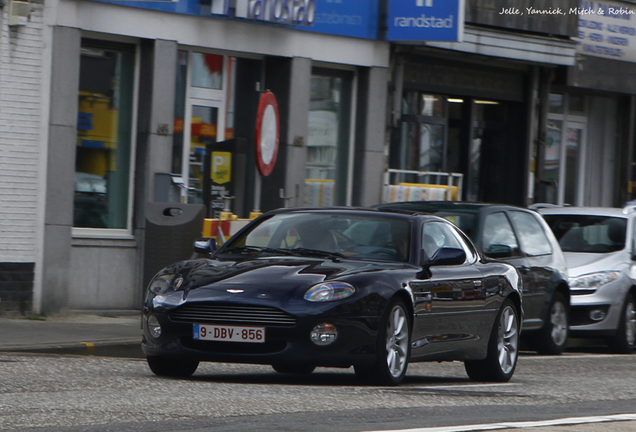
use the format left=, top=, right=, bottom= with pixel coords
left=1, top=350, right=635, bottom=432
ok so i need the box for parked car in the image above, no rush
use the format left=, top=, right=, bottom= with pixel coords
left=376, top=201, right=570, bottom=355
left=142, top=207, right=523, bottom=385
left=538, top=206, right=636, bottom=354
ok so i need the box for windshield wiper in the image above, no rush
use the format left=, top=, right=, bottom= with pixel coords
left=288, top=248, right=345, bottom=259
left=221, top=246, right=296, bottom=256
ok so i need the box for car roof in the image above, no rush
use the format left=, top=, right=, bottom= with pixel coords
left=266, top=206, right=437, bottom=220
left=376, top=201, right=529, bottom=214
left=538, top=206, right=629, bottom=218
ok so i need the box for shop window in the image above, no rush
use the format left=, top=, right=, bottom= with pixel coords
left=191, top=52, right=223, bottom=89
left=172, top=50, right=188, bottom=175
left=171, top=50, right=231, bottom=212
left=540, top=94, right=587, bottom=206
left=74, top=41, right=135, bottom=229
left=549, top=93, right=564, bottom=114
left=421, top=94, right=445, bottom=118
left=189, top=105, right=219, bottom=204
left=306, top=71, right=353, bottom=207
left=395, top=91, right=447, bottom=182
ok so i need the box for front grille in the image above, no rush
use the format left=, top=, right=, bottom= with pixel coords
left=169, top=303, right=297, bottom=327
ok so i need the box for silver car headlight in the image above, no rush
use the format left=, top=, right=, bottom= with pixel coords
left=569, top=271, right=620, bottom=289
left=148, top=274, right=184, bottom=295
left=304, top=282, right=355, bottom=302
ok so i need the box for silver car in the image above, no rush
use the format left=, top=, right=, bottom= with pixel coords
left=539, top=206, right=636, bottom=353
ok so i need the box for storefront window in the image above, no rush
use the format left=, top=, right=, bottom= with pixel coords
left=540, top=94, right=587, bottom=206
left=191, top=52, right=223, bottom=89
left=306, top=72, right=352, bottom=206
left=421, top=94, right=445, bottom=118
left=419, top=124, right=444, bottom=172
left=564, top=126, right=583, bottom=205
left=549, top=93, right=564, bottom=114
left=74, top=42, right=135, bottom=229
left=172, top=50, right=188, bottom=175
left=543, top=119, right=562, bottom=204
left=189, top=106, right=218, bottom=204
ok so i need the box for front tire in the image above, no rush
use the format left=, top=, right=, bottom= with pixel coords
left=609, top=293, right=635, bottom=354
left=147, top=356, right=199, bottom=378
left=534, top=292, right=569, bottom=355
left=465, top=299, right=519, bottom=382
left=355, top=298, right=411, bottom=386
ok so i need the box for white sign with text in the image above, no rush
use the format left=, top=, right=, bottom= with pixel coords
left=574, top=0, right=636, bottom=62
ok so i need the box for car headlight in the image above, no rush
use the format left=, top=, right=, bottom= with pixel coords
left=148, top=274, right=184, bottom=295
left=569, top=271, right=620, bottom=289
left=304, top=282, right=355, bottom=302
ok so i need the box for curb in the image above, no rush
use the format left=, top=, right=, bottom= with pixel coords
left=0, top=339, right=144, bottom=358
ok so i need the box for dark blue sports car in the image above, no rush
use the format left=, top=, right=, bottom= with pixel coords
left=142, top=207, right=523, bottom=385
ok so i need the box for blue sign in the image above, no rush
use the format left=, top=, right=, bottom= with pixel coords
left=387, top=0, right=465, bottom=42
left=86, top=0, right=378, bottom=39
left=296, top=0, right=379, bottom=40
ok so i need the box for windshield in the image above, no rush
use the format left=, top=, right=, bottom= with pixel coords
left=542, top=214, right=626, bottom=253
left=221, top=212, right=412, bottom=262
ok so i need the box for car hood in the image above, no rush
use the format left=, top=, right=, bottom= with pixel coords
left=563, top=251, right=627, bottom=277
left=152, top=256, right=410, bottom=305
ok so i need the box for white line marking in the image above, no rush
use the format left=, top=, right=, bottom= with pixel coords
left=400, top=383, right=519, bottom=391
left=359, top=413, right=636, bottom=432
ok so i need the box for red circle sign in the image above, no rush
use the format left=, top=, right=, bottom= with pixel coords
left=255, top=91, right=280, bottom=176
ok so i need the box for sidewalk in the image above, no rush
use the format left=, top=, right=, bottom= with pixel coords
left=0, top=311, right=143, bottom=358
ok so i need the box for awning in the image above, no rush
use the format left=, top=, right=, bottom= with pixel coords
left=423, top=25, right=576, bottom=66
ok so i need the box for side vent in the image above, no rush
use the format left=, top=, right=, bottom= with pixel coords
left=9, top=0, right=31, bottom=27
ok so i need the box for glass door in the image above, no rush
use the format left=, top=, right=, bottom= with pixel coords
left=541, top=94, right=587, bottom=206
left=177, top=51, right=227, bottom=204
left=187, top=104, right=219, bottom=204
left=563, top=123, right=586, bottom=206
left=306, top=70, right=353, bottom=207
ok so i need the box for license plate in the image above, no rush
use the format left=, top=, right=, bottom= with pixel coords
left=193, top=324, right=265, bottom=343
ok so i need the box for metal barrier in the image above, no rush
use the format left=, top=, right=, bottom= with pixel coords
left=383, top=169, right=464, bottom=203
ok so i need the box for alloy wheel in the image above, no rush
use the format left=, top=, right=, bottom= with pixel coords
left=626, top=299, right=636, bottom=348
left=385, top=304, right=409, bottom=378
left=497, top=305, right=519, bottom=375
left=550, top=300, right=568, bottom=347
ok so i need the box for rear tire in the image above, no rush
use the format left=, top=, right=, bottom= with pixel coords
left=465, top=299, right=519, bottom=382
left=534, top=292, right=569, bottom=355
left=609, top=293, right=635, bottom=354
left=147, top=356, right=199, bottom=378
left=355, top=298, right=410, bottom=386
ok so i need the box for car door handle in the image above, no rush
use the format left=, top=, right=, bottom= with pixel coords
left=519, top=266, right=531, bottom=274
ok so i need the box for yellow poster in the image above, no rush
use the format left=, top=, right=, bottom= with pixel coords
left=211, top=152, right=232, bottom=184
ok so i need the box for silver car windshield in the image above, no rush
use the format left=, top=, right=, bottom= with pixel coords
left=543, top=215, right=626, bottom=253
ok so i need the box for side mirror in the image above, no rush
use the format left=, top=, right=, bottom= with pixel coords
left=427, top=247, right=466, bottom=266
left=485, top=244, right=514, bottom=259
left=193, top=238, right=218, bottom=255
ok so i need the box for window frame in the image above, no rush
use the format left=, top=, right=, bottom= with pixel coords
left=72, top=37, right=140, bottom=240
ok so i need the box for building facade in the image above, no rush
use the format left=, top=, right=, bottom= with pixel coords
left=1, top=0, right=389, bottom=314
left=386, top=0, right=579, bottom=207
left=2, top=0, right=636, bottom=315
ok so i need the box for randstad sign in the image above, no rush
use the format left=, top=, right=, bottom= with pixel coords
left=388, top=0, right=465, bottom=42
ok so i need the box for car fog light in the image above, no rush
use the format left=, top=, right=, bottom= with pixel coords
left=147, top=315, right=162, bottom=338
left=590, top=309, right=607, bottom=322
left=310, top=323, right=337, bottom=346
